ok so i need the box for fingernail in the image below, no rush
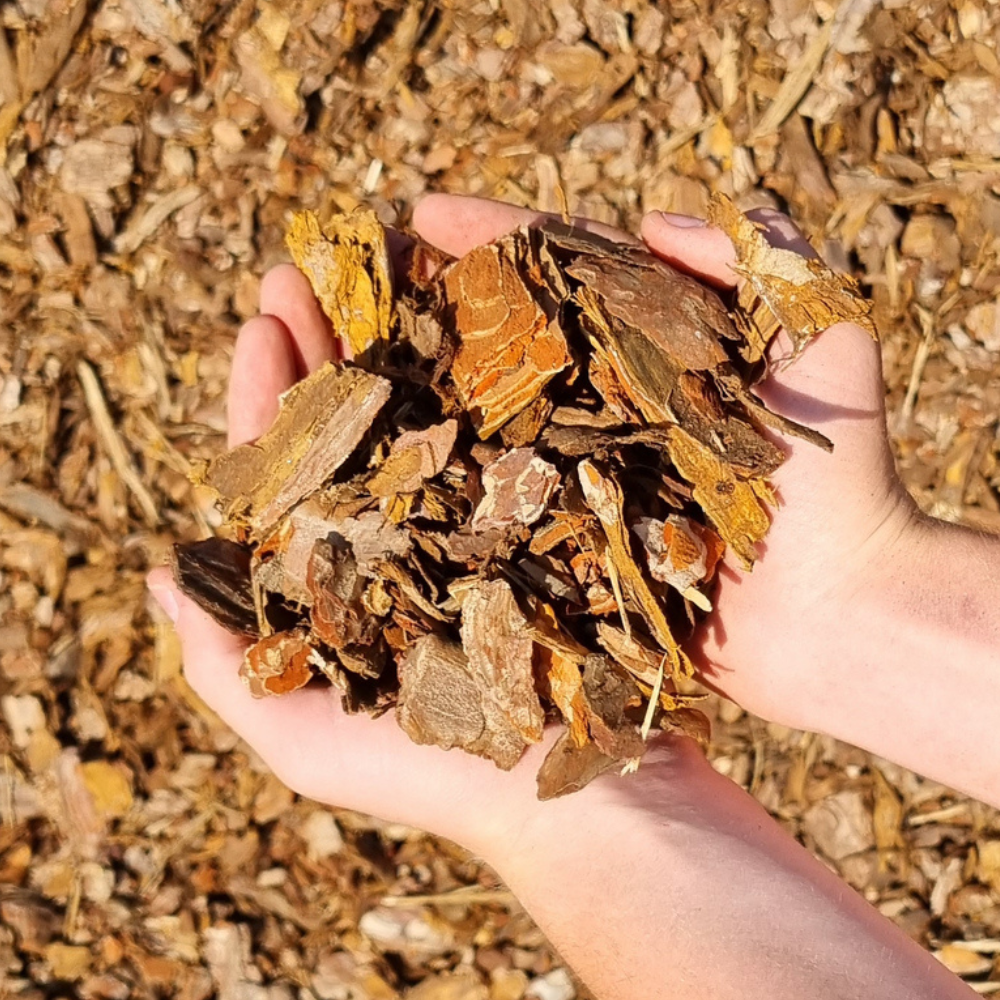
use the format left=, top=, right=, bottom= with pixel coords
left=658, top=212, right=707, bottom=229
left=149, top=584, right=179, bottom=623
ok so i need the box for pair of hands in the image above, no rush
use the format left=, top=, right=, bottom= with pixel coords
left=148, top=194, right=918, bottom=859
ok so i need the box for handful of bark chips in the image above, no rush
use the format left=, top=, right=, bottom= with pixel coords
left=173, top=196, right=875, bottom=799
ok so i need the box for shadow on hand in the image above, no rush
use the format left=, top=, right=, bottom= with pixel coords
left=761, top=378, right=882, bottom=426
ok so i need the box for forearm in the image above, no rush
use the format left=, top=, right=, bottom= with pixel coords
left=491, top=739, right=970, bottom=1000
left=804, top=516, right=1000, bottom=806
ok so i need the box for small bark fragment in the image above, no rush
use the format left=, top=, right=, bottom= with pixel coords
left=536, top=731, right=618, bottom=801
left=306, top=538, right=376, bottom=651
left=396, top=634, right=529, bottom=770
left=567, top=253, right=733, bottom=371
left=633, top=515, right=717, bottom=610
left=577, top=460, right=686, bottom=674
left=460, top=578, right=544, bottom=747
left=708, top=192, right=877, bottom=361
left=546, top=653, right=590, bottom=747
left=368, top=419, right=458, bottom=498
left=580, top=655, right=646, bottom=760
left=471, top=448, right=560, bottom=532
left=285, top=210, right=394, bottom=361
left=241, top=630, right=317, bottom=698
left=666, top=426, right=770, bottom=570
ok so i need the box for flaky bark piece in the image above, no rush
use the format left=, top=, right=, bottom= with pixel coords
left=577, top=459, right=688, bottom=676
left=567, top=254, right=733, bottom=371
left=712, top=366, right=833, bottom=452
left=205, top=362, right=391, bottom=537
left=172, top=537, right=257, bottom=637
left=580, top=655, right=646, bottom=760
left=596, top=624, right=709, bottom=713
left=251, top=492, right=411, bottom=614
left=537, top=653, right=647, bottom=799
left=252, top=497, right=335, bottom=608
left=668, top=370, right=803, bottom=475
left=533, top=218, right=634, bottom=261
left=240, top=629, right=319, bottom=698
left=536, top=731, right=618, bottom=801
left=666, top=425, right=770, bottom=570
left=633, top=516, right=724, bottom=612
left=285, top=209, right=394, bottom=361
left=396, top=637, right=482, bottom=755
left=327, top=507, right=414, bottom=574
left=500, top=395, right=554, bottom=448
left=460, top=578, right=545, bottom=746
left=367, top=419, right=458, bottom=498
left=306, top=537, right=378, bottom=651
left=587, top=350, right=644, bottom=425
left=396, top=633, right=537, bottom=770
left=440, top=236, right=571, bottom=438
left=575, top=292, right=680, bottom=426
left=545, top=651, right=590, bottom=747
left=471, top=447, right=560, bottom=532
left=708, top=192, right=877, bottom=363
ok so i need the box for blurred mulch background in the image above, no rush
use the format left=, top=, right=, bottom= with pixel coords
left=3, top=0, right=1000, bottom=997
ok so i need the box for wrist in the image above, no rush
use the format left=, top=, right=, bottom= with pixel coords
left=477, top=733, right=969, bottom=1000
left=775, top=491, right=924, bottom=733
left=791, top=505, right=1000, bottom=760
left=481, top=735, right=710, bottom=880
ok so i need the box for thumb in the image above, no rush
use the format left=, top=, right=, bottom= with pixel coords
left=641, top=208, right=886, bottom=449
left=737, top=210, right=888, bottom=469
left=147, top=566, right=250, bottom=716
left=146, top=566, right=349, bottom=801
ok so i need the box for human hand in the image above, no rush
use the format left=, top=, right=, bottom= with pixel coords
left=635, top=207, right=1000, bottom=807
left=409, top=195, right=919, bottom=733
left=639, top=209, right=920, bottom=728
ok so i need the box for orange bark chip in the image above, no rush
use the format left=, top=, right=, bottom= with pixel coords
left=442, top=239, right=571, bottom=438
left=241, top=630, right=317, bottom=698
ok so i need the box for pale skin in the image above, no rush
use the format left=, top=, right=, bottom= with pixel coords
left=148, top=193, right=1000, bottom=1000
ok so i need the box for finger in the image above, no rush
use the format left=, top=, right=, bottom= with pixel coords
left=147, top=566, right=181, bottom=623
left=228, top=315, right=298, bottom=447
left=412, top=192, right=639, bottom=257
left=260, top=264, right=340, bottom=376
left=149, top=568, right=248, bottom=662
